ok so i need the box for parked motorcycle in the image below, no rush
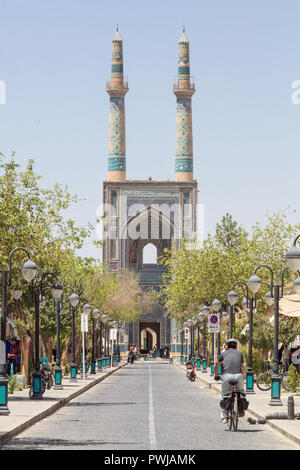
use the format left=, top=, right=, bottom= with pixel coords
left=186, top=361, right=196, bottom=382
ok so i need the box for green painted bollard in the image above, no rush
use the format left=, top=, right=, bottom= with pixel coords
left=90, top=361, right=96, bottom=374
left=98, top=359, right=102, bottom=371
left=180, top=355, right=184, bottom=364
left=196, top=358, right=201, bottom=369
left=202, top=360, right=207, bottom=373
left=192, top=359, right=195, bottom=365
left=102, top=358, right=106, bottom=367
left=218, top=364, right=222, bottom=375
left=107, top=357, right=111, bottom=367
left=210, top=362, right=214, bottom=376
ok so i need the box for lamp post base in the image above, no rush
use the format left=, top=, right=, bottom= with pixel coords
left=31, top=371, right=43, bottom=399
left=210, top=361, right=214, bottom=376
left=54, top=366, right=63, bottom=390
left=70, top=364, right=77, bottom=382
left=90, top=361, right=96, bottom=374
left=0, top=376, right=9, bottom=415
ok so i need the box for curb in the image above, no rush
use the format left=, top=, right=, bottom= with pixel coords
left=0, top=362, right=126, bottom=447
left=175, top=363, right=300, bottom=447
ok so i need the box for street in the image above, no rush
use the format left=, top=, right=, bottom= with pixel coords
left=2, top=362, right=298, bottom=450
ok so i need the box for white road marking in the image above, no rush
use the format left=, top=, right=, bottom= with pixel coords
left=148, top=365, right=157, bottom=450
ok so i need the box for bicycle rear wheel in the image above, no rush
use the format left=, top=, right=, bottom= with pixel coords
left=232, top=395, right=239, bottom=432
left=256, top=372, right=271, bottom=391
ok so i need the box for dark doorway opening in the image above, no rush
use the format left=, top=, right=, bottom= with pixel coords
left=139, top=321, right=160, bottom=354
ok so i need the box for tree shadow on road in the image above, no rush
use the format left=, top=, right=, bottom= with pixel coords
left=2, top=437, right=146, bottom=450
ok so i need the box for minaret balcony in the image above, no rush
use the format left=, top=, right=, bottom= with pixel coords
left=173, top=75, right=195, bottom=91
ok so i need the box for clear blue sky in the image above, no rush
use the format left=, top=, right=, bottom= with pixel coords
left=0, top=0, right=299, bottom=258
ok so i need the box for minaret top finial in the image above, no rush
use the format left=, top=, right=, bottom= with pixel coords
left=113, top=24, right=122, bottom=42
left=179, top=25, right=189, bottom=44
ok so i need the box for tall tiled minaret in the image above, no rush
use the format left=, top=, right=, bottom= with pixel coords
left=173, top=27, right=195, bottom=182
left=106, top=26, right=128, bottom=182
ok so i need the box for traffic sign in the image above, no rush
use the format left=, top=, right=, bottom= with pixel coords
left=208, top=314, right=220, bottom=333
left=81, top=313, right=88, bottom=332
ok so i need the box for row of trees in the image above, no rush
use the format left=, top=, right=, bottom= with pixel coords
left=160, top=212, right=300, bottom=362
left=0, top=153, right=156, bottom=380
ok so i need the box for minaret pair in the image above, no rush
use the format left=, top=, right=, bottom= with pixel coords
left=106, top=26, right=195, bottom=182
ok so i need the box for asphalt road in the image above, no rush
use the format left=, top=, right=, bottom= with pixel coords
left=2, top=362, right=299, bottom=450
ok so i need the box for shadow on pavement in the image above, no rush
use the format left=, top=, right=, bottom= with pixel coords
left=66, top=401, right=136, bottom=407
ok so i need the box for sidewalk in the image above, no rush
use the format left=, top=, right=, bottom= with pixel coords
left=176, top=363, right=300, bottom=447
left=0, top=362, right=125, bottom=447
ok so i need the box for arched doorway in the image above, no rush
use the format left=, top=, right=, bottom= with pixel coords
left=140, top=327, right=157, bottom=353
left=139, top=321, right=160, bottom=354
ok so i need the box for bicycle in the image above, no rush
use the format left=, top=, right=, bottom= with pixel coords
left=256, top=362, right=289, bottom=391
left=218, top=378, right=249, bottom=432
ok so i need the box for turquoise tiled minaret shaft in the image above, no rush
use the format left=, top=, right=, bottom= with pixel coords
left=173, top=27, right=195, bottom=182
left=107, top=26, right=128, bottom=181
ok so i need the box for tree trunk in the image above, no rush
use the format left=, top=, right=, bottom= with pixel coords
left=20, top=335, right=29, bottom=384
left=41, top=334, right=54, bottom=365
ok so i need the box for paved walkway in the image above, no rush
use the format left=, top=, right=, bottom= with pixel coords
left=1, top=361, right=298, bottom=450
left=0, top=363, right=124, bottom=447
left=177, top=362, right=300, bottom=446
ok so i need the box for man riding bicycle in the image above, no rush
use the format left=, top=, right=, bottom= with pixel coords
left=214, top=338, right=245, bottom=425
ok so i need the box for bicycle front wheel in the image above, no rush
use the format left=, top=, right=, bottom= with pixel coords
left=256, top=372, right=271, bottom=391
left=281, top=373, right=290, bottom=392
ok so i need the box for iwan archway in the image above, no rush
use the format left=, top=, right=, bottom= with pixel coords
left=139, top=321, right=160, bottom=354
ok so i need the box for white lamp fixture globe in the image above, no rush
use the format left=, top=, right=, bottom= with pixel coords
left=201, top=305, right=210, bottom=316
left=39, top=295, right=46, bottom=308
left=93, top=309, right=100, bottom=319
left=285, top=243, right=300, bottom=272
left=247, top=274, right=262, bottom=294
left=264, top=291, right=274, bottom=306
left=51, top=282, right=63, bottom=300
left=21, top=259, right=38, bottom=282
left=69, top=293, right=80, bottom=308
left=13, top=289, right=23, bottom=300
left=211, top=298, right=221, bottom=312
left=293, top=276, right=300, bottom=295
left=101, top=314, right=107, bottom=323
left=241, top=298, right=248, bottom=312
left=227, top=290, right=239, bottom=306
left=83, top=303, right=91, bottom=315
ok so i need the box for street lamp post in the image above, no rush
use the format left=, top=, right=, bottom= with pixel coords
left=0, top=248, right=37, bottom=414
left=68, top=292, right=80, bottom=381
left=211, top=295, right=228, bottom=376
left=52, top=282, right=64, bottom=389
left=198, top=305, right=210, bottom=373
left=101, top=314, right=107, bottom=367
left=31, top=273, right=64, bottom=399
left=91, top=308, right=100, bottom=374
